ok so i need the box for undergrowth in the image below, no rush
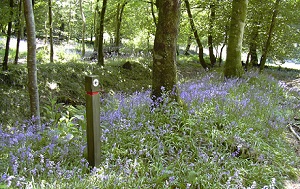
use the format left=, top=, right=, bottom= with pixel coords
left=0, top=68, right=299, bottom=188
left=0, top=57, right=152, bottom=125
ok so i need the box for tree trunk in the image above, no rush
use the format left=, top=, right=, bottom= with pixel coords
left=20, top=1, right=25, bottom=40
left=247, top=21, right=259, bottom=67
left=115, top=2, right=127, bottom=54
left=97, top=0, right=107, bottom=66
left=259, top=0, right=280, bottom=72
left=224, top=0, right=248, bottom=78
left=208, top=3, right=216, bottom=66
left=94, top=0, right=100, bottom=51
left=245, top=51, right=250, bottom=71
left=89, top=1, right=94, bottom=42
left=44, top=15, right=48, bottom=45
left=150, top=0, right=157, bottom=27
left=79, top=0, right=86, bottom=57
left=3, top=0, right=14, bottom=71
left=67, top=1, right=73, bottom=43
left=24, top=0, right=41, bottom=126
left=184, top=34, right=192, bottom=56
left=48, top=0, right=54, bottom=63
left=219, top=30, right=228, bottom=67
left=184, top=0, right=208, bottom=70
left=152, top=0, right=180, bottom=103
left=15, top=0, right=23, bottom=64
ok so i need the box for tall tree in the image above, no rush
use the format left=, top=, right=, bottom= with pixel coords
left=48, top=0, right=54, bottom=63
left=208, top=2, right=217, bottom=66
left=79, top=0, right=86, bottom=57
left=15, top=0, right=23, bottom=64
left=259, top=0, right=280, bottom=72
left=152, top=0, right=180, bottom=102
left=24, top=0, right=41, bottom=126
left=2, top=0, right=14, bottom=71
left=115, top=1, right=127, bottom=54
left=184, top=0, right=208, bottom=70
left=224, top=0, right=248, bottom=78
left=97, top=0, right=107, bottom=66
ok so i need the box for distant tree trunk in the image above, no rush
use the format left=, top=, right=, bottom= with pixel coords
left=224, top=0, right=248, bottom=78
left=44, top=15, right=48, bottom=45
left=15, top=0, right=23, bottom=64
left=94, top=0, right=100, bottom=51
left=58, top=22, right=65, bottom=39
left=89, top=1, right=94, bottom=42
left=20, top=1, right=25, bottom=40
left=184, top=0, right=208, bottom=70
left=219, top=29, right=228, bottom=67
left=249, top=23, right=259, bottom=67
left=248, top=21, right=259, bottom=66
left=260, top=0, right=280, bottom=72
left=245, top=52, right=250, bottom=71
left=97, top=0, right=107, bottom=66
left=3, top=0, right=14, bottom=71
left=115, top=2, right=127, bottom=54
left=150, top=0, right=157, bottom=27
left=24, top=0, right=41, bottom=126
left=48, top=0, right=54, bottom=63
left=67, top=1, right=73, bottom=43
left=79, top=0, right=86, bottom=57
left=208, top=3, right=216, bottom=66
left=184, top=34, right=192, bottom=55
left=152, top=0, right=180, bottom=103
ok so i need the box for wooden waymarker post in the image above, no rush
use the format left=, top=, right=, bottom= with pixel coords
left=85, top=75, right=101, bottom=167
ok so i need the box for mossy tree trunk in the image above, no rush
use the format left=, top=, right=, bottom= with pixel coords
left=224, top=0, right=248, bottom=78
left=152, top=0, right=180, bottom=103
left=24, top=0, right=41, bottom=126
left=259, top=0, right=280, bottom=72
left=184, top=0, right=208, bottom=70
left=97, top=0, right=107, bottom=66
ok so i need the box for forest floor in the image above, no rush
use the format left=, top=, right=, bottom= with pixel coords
left=2, top=37, right=300, bottom=188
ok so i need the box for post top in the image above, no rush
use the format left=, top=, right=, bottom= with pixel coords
left=85, top=75, right=100, bottom=92
left=85, top=75, right=99, bottom=79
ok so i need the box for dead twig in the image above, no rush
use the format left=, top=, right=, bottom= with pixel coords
left=289, top=124, right=300, bottom=141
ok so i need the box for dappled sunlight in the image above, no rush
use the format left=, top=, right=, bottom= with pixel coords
left=46, top=81, right=59, bottom=90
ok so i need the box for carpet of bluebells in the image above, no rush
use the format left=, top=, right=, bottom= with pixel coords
left=1, top=71, right=299, bottom=188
